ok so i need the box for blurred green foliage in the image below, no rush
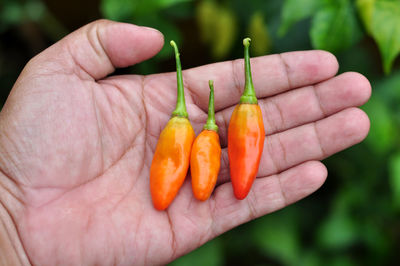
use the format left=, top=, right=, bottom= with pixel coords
left=1, top=0, right=400, bottom=265
left=0, top=0, right=45, bottom=32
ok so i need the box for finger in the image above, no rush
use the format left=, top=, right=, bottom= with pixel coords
left=26, top=19, right=164, bottom=80
left=218, top=107, right=370, bottom=183
left=214, top=72, right=371, bottom=147
left=183, top=50, right=338, bottom=112
left=209, top=160, right=327, bottom=238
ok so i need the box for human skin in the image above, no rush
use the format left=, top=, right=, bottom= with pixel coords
left=0, top=20, right=371, bottom=265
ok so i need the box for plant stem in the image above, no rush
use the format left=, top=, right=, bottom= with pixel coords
left=240, top=38, right=258, bottom=104
left=204, top=80, right=218, bottom=132
left=170, top=40, right=188, bottom=118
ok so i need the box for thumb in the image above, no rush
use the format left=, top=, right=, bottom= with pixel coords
left=26, top=19, right=164, bottom=80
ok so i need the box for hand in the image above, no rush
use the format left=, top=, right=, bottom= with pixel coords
left=0, top=20, right=370, bottom=265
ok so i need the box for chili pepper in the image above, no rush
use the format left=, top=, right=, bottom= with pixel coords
left=150, top=41, right=195, bottom=211
left=190, top=80, right=221, bottom=201
left=228, top=38, right=265, bottom=200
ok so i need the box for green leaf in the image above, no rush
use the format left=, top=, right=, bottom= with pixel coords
left=356, top=0, right=400, bottom=73
left=328, top=256, right=356, bottom=266
left=101, top=0, right=193, bottom=19
left=389, top=153, right=400, bottom=210
left=362, top=220, right=391, bottom=257
left=363, top=95, right=397, bottom=154
left=310, top=0, right=363, bottom=53
left=196, top=1, right=238, bottom=59
left=196, top=0, right=219, bottom=44
left=356, top=0, right=376, bottom=34
left=298, top=250, right=322, bottom=266
left=100, top=0, right=193, bottom=21
left=25, top=0, right=45, bottom=22
left=316, top=186, right=362, bottom=250
left=211, top=6, right=237, bottom=59
left=279, top=0, right=321, bottom=36
left=251, top=209, right=300, bottom=266
left=155, top=0, right=192, bottom=9
left=163, top=1, right=193, bottom=18
left=100, top=0, right=136, bottom=21
left=168, top=238, right=222, bottom=266
left=370, top=1, right=400, bottom=74
left=133, top=0, right=193, bottom=15
left=0, top=0, right=47, bottom=33
left=317, top=207, right=358, bottom=249
left=374, top=70, right=400, bottom=106
left=247, top=11, right=271, bottom=56
left=0, top=1, right=23, bottom=25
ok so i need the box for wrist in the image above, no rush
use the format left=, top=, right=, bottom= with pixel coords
left=0, top=171, right=30, bottom=266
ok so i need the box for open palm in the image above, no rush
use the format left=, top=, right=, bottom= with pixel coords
left=0, top=20, right=370, bottom=266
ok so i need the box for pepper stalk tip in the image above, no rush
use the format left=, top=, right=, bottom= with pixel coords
left=170, top=40, right=188, bottom=118
left=243, top=37, right=251, bottom=47
left=203, top=79, right=218, bottom=132
left=170, top=40, right=180, bottom=57
left=240, top=37, right=257, bottom=104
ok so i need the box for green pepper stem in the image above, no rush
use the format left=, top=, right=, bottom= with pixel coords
left=240, top=38, right=258, bottom=104
left=170, top=40, right=188, bottom=118
left=203, top=80, right=218, bottom=132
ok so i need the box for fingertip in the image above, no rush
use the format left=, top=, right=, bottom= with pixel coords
left=99, top=20, right=164, bottom=68
left=280, top=50, right=339, bottom=88
left=348, top=107, right=371, bottom=142
left=314, top=71, right=372, bottom=116
left=279, top=161, right=328, bottom=203
left=345, top=72, right=372, bottom=104
left=306, top=160, right=327, bottom=191
left=339, top=107, right=370, bottom=143
left=306, top=50, right=339, bottom=80
left=316, top=50, right=339, bottom=77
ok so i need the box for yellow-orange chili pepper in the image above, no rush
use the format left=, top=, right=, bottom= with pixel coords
left=150, top=41, right=195, bottom=211
left=190, top=80, right=221, bottom=201
left=228, top=38, right=265, bottom=200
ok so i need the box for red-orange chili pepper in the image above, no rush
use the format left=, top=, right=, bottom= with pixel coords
left=190, top=80, right=221, bottom=201
left=150, top=41, right=195, bottom=211
left=228, top=38, right=265, bottom=200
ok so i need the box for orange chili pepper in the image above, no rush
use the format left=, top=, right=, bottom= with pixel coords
left=228, top=38, right=265, bottom=200
left=190, top=80, right=221, bottom=201
left=150, top=41, right=195, bottom=211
